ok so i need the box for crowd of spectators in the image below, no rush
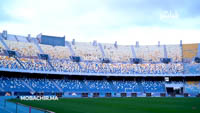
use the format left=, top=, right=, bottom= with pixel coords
left=166, top=45, right=182, bottom=62
left=40, top=44, right=71, bottom=59
left=20, top=58, right=53, bottom=71
left=72, top=42, right=102, bottom=61
left=0, top=37, right=198, bottom=75
left=102, top=43, right=132, bottom=62
left=80, top=62, right=184, bottom=74
left=5, top=40, right=39, bottom=57
left=0, top=56, right=22, bottom=70
left=134, top=45, right=164, bottom=62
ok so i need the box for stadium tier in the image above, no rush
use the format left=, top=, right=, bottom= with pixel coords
left=0, top=32, right=199, bottom=76
left=0, top=76, right=199, bottom=97
left=0, top=31, right=200, bottom=98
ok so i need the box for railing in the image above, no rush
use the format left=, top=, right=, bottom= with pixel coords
left=163, top=45, right=168, bottom=58
left=65, top=41, right=75, bottom=56
left=197, top=44, right=200, bottom=57
left=98, top=43, right=105, bottom=57
left=0, top=36, right=26, bottom=70
left=14, top=56, right=26, bottom=70
left=47, top=59, right=55, bottom=71
left=0, top=97, right=54, bottom=113
left=33, top=38, right=55, bottom=71
left=33, top=38, right=44, bottom=54
left=0, top=35, right=9, bottom=50
left=131, top=45, right=136, bottom=58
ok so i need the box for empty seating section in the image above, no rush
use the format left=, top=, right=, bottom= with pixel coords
left=184, top=62, right=200, bottom=74
left=55, top=79, right=86, bottom=92
left=7, top=34, right=28, bottom=42
left=166, top=45, right=182, bottom=62
left=182, top=44, right=200, bottom=74
left=85, top=80, right=112, bottom=92
left=4, top=40, right=39, bottom=57
left=185, top=81, right=200, bottom=94
left=141, top=81, right=165, bottom=93
left=182, top=44, right=198, bottom=59
left=40, top=44, right=71, bottom=59
left=72, top=42, right=102, bottom=61
left=0, top=77, right=29, bottom=92
left=15, top=35, right=28, bottom=42
left=7, top=34, right=17, bottom=41
left=0, top=43, right=5, bottom=55
left=102, top=43, right=132, bottom=62
left=0, top=77, right=199, bottom=95
left=134, top=45, right=164, bottom=62
left=112, top=81, right=142, bottom=92
left=24, top=78, right=59, bottom=92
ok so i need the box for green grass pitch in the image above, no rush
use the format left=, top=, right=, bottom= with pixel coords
left=10, top=97, right=200, bottom=113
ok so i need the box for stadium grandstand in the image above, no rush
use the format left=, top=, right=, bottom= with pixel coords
left=0, top=30, right=200, bottom=113
left=0, top=30, right=199, bottom=95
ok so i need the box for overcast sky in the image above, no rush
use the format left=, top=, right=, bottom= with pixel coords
left=0, top=0, right=200, bottom=45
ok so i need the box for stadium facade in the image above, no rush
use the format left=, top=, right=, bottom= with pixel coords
left=0, top=30, right=200, bottom=98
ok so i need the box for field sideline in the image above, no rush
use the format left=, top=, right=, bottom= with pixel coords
left=10, top=97, right=200, bottom=113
